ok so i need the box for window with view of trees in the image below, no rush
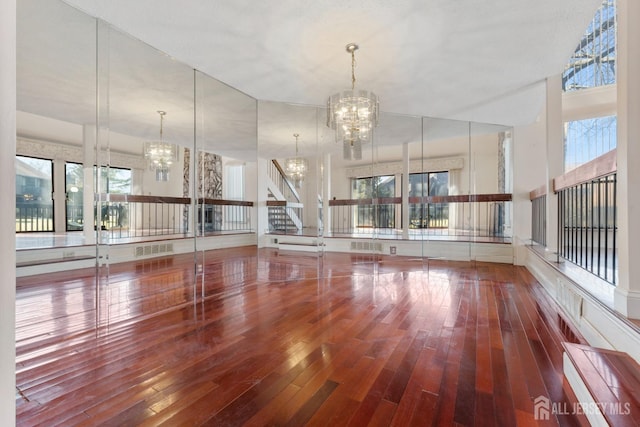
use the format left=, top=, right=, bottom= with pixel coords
left=351, top=175, right=396, bottom=228
left=558, top=1, right=619, bottom=284
left=15, top=156, right=54, bottom=232
left=65, top=163, right=83, bottom=231
left=65, top=163, right=132, bottom=231
left=562, top=1, right=617, bottom=171
left=564, top=116, right=617, bottom=171
left=563, top=0, right=616, bottom=92
left=96, top=166, right=132, bottom=230
left=408, top=171, right=449, bottom=228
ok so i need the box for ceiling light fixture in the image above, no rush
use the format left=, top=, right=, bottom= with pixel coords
left=144, top=110, right=178, bottom=182
left=284, top=133, right=308, bottom=188
left=327, top=43, right=379, bottom=161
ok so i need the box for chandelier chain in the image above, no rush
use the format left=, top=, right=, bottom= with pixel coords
left=157, top=110, right=166, bottom=140
left=351, top=50, right=356, bottom=90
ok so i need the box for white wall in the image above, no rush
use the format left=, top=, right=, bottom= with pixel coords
left=330, top=165, right=351, bottom=199
left=139, top=149, right=184, bottom=197
left=469, top=133, right=500, bottom=194
left=243, top=160, right=258, bottom=232
left=512, top=114, right=547, bottom=264
left=1, top=0, right=16, bottom=424
left=302, top=158, right=320, bottom=230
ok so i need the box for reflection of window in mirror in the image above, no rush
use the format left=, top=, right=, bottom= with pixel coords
left=225, top=164, right=244, bottom=201
left=95, top=166, right=132, bottom=194
left=408, top=171, right=449, bottom=197
left=65, top=162, right=84, bottom=231
left=408, top=171, right=449, bottom=229
left=15, top=155, right=54, bottom=232
left=351, top=175, right=396, bottom=199
left=351, top=175, right=396, bottom=229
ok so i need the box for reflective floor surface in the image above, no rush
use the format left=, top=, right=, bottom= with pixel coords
left=16, top=247, right=587, bottom=425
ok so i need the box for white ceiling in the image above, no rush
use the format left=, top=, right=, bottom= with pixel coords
left=17, top=0, right=602, bottom=166
left=62, top=0, right=601, bottom=125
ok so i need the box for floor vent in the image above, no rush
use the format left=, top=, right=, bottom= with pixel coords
left=135, top=243, right=174, bottom=258
left=556, top=278, right=583, bottom=321
left=558, top=314, right=581, bottom=344
left=350, top=241, right=383, bottom=252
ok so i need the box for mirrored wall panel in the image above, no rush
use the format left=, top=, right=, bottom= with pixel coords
left=95, top=20, right=198, bottom=326
left=16, top=0, right=515, bottom=346
left=257, top=101, right=324, bottom=282
left=194, top=70, right=257, bottom=300
left=16, top=0, right=99, bottom=341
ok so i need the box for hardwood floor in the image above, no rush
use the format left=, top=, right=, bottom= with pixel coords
left=16, top=246, right=588, bottom=426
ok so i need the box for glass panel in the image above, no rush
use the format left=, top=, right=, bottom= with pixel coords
left=564, top=115, right=617, bottom=171
left=18, top=0, right=99, bottom=245
left=16, top=0, right=98, bottom=342
left=469, top=122, right=513, bottom=263
left=351, top=175, right=396, bottom=229
left=422, top=117, right=471, bottom=261
left=195, top=70, right=257, bottom=299
left=97, top=19, right=197, bottom=325
left=94, top=166, right=132, bottom=232
left=257, top=101, right=322, bottom=281
left=65, top=162, right=83, bottom=231
left=563, top=0, right=616, bottom=91
left=409, top=171, right=449, bottom=229
left=15, top=156, right=54, bottom=232
left=368, top=112, right=422, bottom=273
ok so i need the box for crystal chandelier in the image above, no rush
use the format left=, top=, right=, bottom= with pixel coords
left=284, top=133, right=308, bottom=188
left=144, top=110, right=178, bottom=181
left=327, top=43, right=379, bottom=161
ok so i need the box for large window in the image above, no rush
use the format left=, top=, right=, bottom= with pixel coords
left=65, top=163, right=84, bottom=231
left=99, top=166, right=132, bottom=194
left=16, top=156, right=54, bottom=232
left=351, top=175, right=396, bottom=228
left=563, top=0, right=616, bottom=91
left=97, top=166, right=132, bottom=230
left=562, top=1, right=617, bottom=171
left=560, top=2, right=618, bottom=283
left=564, top=115, right=617, bottom=171
left=408, top=171, right=449, bottom=228
left=65, top=163, right=132, bottom=231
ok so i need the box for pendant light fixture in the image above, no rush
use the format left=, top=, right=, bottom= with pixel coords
left=327, top=43, right=379, bottom=161
left=143, top=110, right=178, bottom=181
left=284, top=133, right=308, bottom=188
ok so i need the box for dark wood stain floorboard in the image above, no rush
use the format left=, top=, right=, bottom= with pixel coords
left=16, top=246, right=589, bottom=426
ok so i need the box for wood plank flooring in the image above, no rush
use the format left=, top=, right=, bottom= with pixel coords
left=16, top=246, right=589, bottom=426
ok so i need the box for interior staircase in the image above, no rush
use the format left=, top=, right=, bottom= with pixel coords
left=267, top=160, right=303, bottom=233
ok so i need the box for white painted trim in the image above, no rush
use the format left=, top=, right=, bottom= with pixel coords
left=16, top=234, right=258, bottom=276
left=525, top=246, right=640, bottom=364
left=17, top=136, right=147, bottom=170
left=345, top=156, right=464, bottom=178
left=563, top=353, right=609, bottom=427
left=614, top=287, right=640, bottom=320
left=562, top=84, right=617, bottom=122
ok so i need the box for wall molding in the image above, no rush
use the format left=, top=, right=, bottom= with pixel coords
left=16, top=136, right=147, bottom=170
left=345, top=156, right=464, bottom=178
left=524, top=246, right=640, bottom=364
